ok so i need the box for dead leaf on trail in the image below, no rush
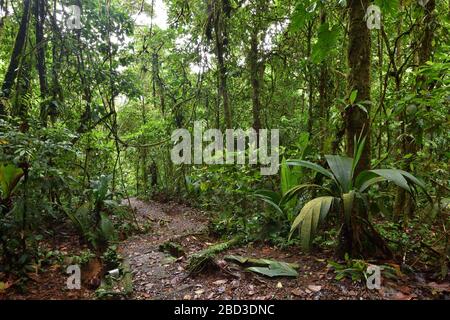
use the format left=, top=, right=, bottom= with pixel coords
left=0, top=281, right=13, bottom=293
left=213, top=279, right=228, bottom=285
left=380, top=287, right=417, bottom=300
left=27, top=273, right=41, bottom=283
left=291, top=288, right=303, bottom=296
left=397, top=285, right=413, bottom=294
left=195, top=289, right=205, bottom=295
left=262, top=247, right=272, bottom=255
left=276, top=282, right=283, bottom=289
left=390, top=292, right=417, bottom=300
left=307, top=285, right=322, bottom=292
left=427, top=282, right=450, bottom=293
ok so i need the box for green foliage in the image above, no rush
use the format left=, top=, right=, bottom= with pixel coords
left=328, top=254, right=399, bottom=282
left=287, top=138, right=430, bottom=252
left=0, top=0, right=448, bottom=284
left=101, top=245, right=121, bottom=269
left=0, top=164, right=24, bottom=200
left=65, top=249, right=96, bottom=267
left=328, top=254, right=369, bottom=282
left=312, top=23, right=339, bottom=64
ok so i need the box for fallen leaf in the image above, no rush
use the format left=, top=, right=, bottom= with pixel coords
left=307, top=285, right=322, bottom=292
left=276, top=282, right=283, bottom=289
left=213, top=279, right=228, bottom=285
left=0, top=281, right=13, bottom=292
left=428, top=282, right=450, bottom=293
left=291, top=288, right=303, bottom=296
left=390, top=292, right=416, bottom=300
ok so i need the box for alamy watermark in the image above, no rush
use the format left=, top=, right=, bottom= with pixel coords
left=366, top=265, right=381, bottom=290
left=64, top=5, right=81, bottom=30
left=171, top=121, right=279, bottom=176
left=365, top=4, right=382, bottom=30
left=418, top=0, right=430, bottom=8
left=365, top=1, right=430, bottom=31
left=66, top=264, right=81, bottom=290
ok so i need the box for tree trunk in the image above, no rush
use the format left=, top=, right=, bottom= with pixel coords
left=338, top=0, right=391, bottom=259
left=306, top=21, right=314, bottom=136
left=318, top=11, right=330, bottom=151
left=249, top=27, right=262, bottom=133
left=34, top=0, right=49, bottom=125
left=345, top=0, right=371, bottom=175
left=214, top=0, right=232, bottom=129
left=0, top=0, right=31, bottom=117
left=152, top=52, right=166, bottom=115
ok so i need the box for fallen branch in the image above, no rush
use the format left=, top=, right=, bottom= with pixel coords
left=186, top=235, right=244, bottom=276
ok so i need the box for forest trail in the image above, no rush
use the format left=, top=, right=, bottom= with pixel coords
left=119, top=198, right=210, bottom=299
left=119, top=199, right=442, bottom=300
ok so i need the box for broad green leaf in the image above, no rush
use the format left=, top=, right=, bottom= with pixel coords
left=0, top=164, right=24, bottom=199
left=255, top=189, right=281, bottom=204
left=254, top=191, right=284, bottom=215
left=397, top=170, right=426, bottom=190
left=290, top=197, right=334, bottom=251
left=369, top=169, right=411, bottom=193
left=352, top=135, right=367, bottom=177
left=281, top=158, right=296, bottom=196
left=100, top=213, right=115, bottom=241
left=281, top=184, right=333, bottom=205
left=354, top=103, right=368, bottom=114
left=325, top=155, right=353, bottom=192
left=312, top=23, right=339, bottom=63
left=349, top=90, right=358, bottom=104
left=287, top=159, right=335, bottom=181
left=224, top=255, right=249, bottom=264
left=246, top=261, right=298, bottom=278
left=225, top=256, right=299, bottom=270
left=289, top=2, right=309, bottom=32
left=359, top=177, right=386, bottom=193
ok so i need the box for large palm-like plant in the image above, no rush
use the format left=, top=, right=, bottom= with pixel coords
left=285, top=138, right=430, bottom=258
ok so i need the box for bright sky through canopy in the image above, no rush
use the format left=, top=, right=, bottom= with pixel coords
left=133, top=0, right=168, bottom=30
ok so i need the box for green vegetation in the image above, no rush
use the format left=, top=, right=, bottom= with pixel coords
left=0, top=0, right=448, bottom=298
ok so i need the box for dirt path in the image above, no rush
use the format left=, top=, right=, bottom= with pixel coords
left=119, top=198, right=446, bottom=300
left=119, top=198, right=210, bottom=299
